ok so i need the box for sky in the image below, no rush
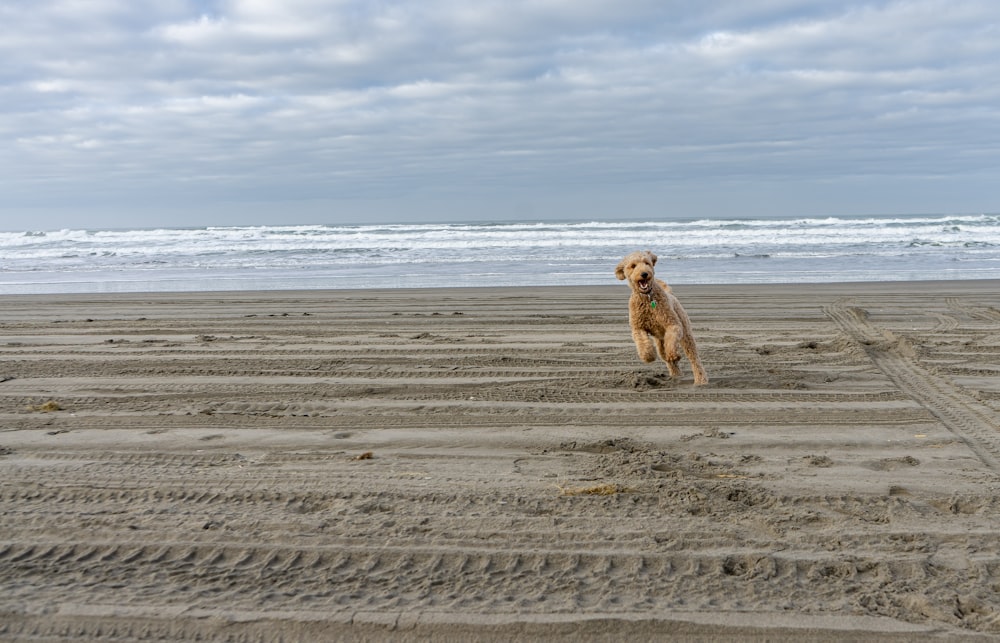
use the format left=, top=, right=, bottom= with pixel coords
left=2, top=0, right=999, bottom=231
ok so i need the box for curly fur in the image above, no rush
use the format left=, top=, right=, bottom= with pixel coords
left=615, top=250, right=708, bottom=385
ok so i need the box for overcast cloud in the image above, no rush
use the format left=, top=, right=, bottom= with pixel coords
left=2, top=0, right=998, bottom=230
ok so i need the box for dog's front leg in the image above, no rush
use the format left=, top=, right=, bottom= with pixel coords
left=657, top=328, right=683, bottom=378
left=632, top=329, right=658, bottom=362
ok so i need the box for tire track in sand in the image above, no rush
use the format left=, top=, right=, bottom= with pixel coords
left=0, top=539, right=945, bottom=617
left=825, top=302, right=1000, bottom=471
left=946, top=297, right=1000, bottom=323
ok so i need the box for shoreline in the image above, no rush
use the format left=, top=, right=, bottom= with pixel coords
left=4, top=276, right=1000, bottom=299
left=3, top=276, right=999, bottom=300
left=2, top=281, right=1000, bottom=639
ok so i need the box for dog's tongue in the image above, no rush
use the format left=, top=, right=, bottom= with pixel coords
left=638, top=279, right=650, bottom=292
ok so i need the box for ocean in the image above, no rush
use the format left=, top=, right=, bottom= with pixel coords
left=2, top=215, right=999, bottom=294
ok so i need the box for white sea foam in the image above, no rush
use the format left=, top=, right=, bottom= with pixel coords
left=1, top=215, right=998, bottom=293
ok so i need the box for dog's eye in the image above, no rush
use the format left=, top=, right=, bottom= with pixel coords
left=629, top=264, right=635, bottom=269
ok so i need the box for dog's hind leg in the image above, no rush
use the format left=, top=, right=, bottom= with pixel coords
left=680, top=332, right=708, bottom=385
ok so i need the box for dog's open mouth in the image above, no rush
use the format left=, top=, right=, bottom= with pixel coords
left=636, top=278, right=652, bottom=294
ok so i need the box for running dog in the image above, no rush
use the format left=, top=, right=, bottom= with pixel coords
left=615, top=250, right=708, bottom=385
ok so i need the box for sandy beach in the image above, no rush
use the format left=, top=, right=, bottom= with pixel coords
left=2, top=281, right=1000, bottom=641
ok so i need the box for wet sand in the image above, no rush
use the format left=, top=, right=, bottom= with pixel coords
left=2, top=281, right=1000, bottom=640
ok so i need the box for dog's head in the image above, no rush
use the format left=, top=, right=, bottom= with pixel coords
left=615, top=250, right=658, bottom=295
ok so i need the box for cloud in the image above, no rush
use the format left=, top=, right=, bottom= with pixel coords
left=1, top=0, right=999, bottom=228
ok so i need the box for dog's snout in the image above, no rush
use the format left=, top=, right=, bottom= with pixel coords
left=640, top=271, right=650, bottom=279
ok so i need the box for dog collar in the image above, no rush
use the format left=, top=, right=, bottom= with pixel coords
left=644, top=293, right=656, bottom=308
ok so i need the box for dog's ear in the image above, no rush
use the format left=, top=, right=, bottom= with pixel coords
left=614, top=259, right=627, bottom=281
left=646, top=251, right=658, bottom=266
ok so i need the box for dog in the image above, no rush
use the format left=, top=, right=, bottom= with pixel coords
left=615, top=250, right=708, bottom=385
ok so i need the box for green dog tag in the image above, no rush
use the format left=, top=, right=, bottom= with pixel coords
left=650, top=301, right=656, bottom=308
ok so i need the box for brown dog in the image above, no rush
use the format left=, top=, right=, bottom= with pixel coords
left=615, top=250, right=708, bottom=385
